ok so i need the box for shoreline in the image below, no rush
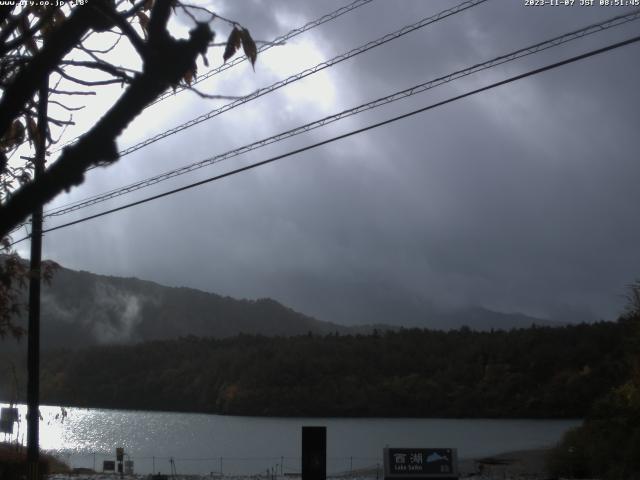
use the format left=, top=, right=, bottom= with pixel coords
left=459, top=447, right=552, bottom=478
left=44, top=447, right=554, bottom=480
left=1, top=400, right=584, bottom=420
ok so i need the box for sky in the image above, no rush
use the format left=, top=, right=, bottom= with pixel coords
left=15, top=0, right=640, bottom=327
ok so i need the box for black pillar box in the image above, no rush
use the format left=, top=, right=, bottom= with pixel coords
left=302, top=426, right=326, bottom=480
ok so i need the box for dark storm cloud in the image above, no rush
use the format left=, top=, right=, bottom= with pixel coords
left=39, top=0, right=640, bottom=326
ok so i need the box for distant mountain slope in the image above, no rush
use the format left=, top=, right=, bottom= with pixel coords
left=31, top=265, right=348, bottom=349
left=428, top=305, right=563, bottom=331
left=271, top=273, right=566, bottom=332
left=4, top=260, right=565, bottom=351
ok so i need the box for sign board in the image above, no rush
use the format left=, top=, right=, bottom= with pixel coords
left=103, top=461, right=116, bottom=472
left=384, top=448, right=458, bottom=480
left=116, top=447, right=124, bottom=461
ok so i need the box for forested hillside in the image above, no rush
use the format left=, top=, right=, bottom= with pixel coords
left=7, top=264, right=349, bottom=350
left=546, top=289, right=640, bottom=480
left=1, top=260, right=561, bottom=353
left=12, top=320, right=632, bottom=418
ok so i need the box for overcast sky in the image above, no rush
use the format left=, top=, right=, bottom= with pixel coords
left=18, top=0, right=640, bottom=326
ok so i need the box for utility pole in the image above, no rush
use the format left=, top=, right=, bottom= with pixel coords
left=27, top=78, right=48, bottom=480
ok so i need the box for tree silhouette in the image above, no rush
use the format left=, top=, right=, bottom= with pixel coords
left=0, top=0, right=257, bottom=338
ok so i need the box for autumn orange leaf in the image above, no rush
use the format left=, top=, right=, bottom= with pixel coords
left=183, top=65, right=197, bottom=85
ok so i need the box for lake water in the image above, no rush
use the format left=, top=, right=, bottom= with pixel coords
left=1, top=403, right=580, bottom=475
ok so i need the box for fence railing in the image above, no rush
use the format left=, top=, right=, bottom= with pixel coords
left=49, top=452, right=383, bottom=478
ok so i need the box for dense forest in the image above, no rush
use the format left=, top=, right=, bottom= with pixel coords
left=547, top=290, right=640, bottom=480
left=2, top=320, right=633, bottom=418
left=1, top=261, right=560, bottom=352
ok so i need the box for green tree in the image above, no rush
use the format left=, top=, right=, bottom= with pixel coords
left=548, top=282, right=640, bottom=479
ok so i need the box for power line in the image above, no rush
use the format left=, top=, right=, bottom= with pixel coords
left=8, top=0, right=484, bottom=238
left=115, top=0, right=489, bottom=158
left=46, top=0, right=489, bottom=211
left=10, top=33, right=640, bottom=247
left=51, top=0, right=375, bottom=154
left=151, top=0, right=375, bottom=105
left=41, top=9, right=640, bottom=219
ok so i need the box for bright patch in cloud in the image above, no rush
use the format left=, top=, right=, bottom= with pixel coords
left=262, top=38, right=337, bottom=112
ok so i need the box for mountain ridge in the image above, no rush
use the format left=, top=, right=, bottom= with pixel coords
left=4, top=259, right=566, bottom=350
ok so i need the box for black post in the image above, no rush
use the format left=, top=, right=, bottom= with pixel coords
left=26, top=78, right=48, bottom=480
left=302, top=426, right=326, bottom=480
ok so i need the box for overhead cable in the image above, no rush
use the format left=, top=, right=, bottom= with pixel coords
left=10, top=32, right=640, bottom=247
left=115, top=0, right=489, bottom=158
left=151, top=0, right=376, bottom=105
left=42, top=9, right=640, bottom=219
left=51, top=0, right=375, bottom=154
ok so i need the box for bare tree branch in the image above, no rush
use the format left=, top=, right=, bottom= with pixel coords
left=48, top=100, right=85, bottom=112
left=121, top=0, right=148, bottom=19
left=209, top=40, right=285, bottom=47
left=107, top=8, right=147, bottom=57
left=0, top=0, right=258, bottom=339
left=0, top=1, right=118, bottom=139
left=0, top=18, right=214, bottom=236
left=79, top=33, right=124, bottom=55
left=0, top=5, right=15, bottom=26
left=55, top=67, right=131, bottom=86
left=0, top=8, right=56, bottom=57
left=60, top=59, right=137, bottom=78
left=46, top=116, right=75, bottom=127
left=0, top=10, right=22, bottom=45
left=49, top=88, right=96, bottom=96
left=187, top=86, right=244, bottom=101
